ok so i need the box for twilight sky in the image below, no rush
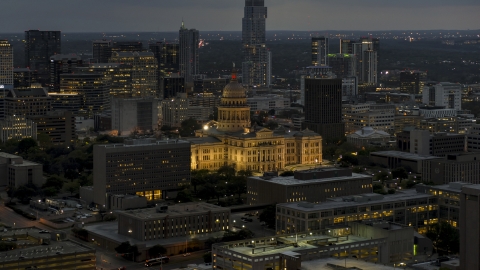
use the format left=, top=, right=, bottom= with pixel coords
left=1, top=0, right=478, bottom=32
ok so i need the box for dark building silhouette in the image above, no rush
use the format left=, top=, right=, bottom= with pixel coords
left=400, top=70, right=427, bottom=94
left=49, top=54, right=83, bottom=92
left=311, top=36, right=328, bottom=66
left=161, top=77, right=185, bottom=99
left=24, top=30, right=61, bottom=86
left=327, top=53, right=355, bottom=77
left=179, top=22, right=199, bottom=83
left=302, top=78, right=344, bottom=140
left=13, top=68, right=39, bottom=89
left=92, top=40, right=112, bottom=63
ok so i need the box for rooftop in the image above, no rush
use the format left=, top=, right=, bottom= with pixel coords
left=120, top=202, right=228, bottom=220
left=279, top=189, right=432, bottom=212
left=301, top=257, right=397, bottom=270
left=96, top=138, right=190, bottom=149
left=249, top=170, right=369, bottom=186
left=370, top=151, right=440, bottom=161
left=85, top=222, right=224, bottom=247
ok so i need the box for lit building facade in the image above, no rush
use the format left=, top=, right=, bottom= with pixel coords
left=0, top=115, right=37, bottom=142
left=311, top=37, right=328, bottom=66
left=109, top=52, right=158, bottom=97
left=49, top=54, right=83, bottom=92
left=93, top=139, right=191, bottom=206
left=0, top=40, right=13, bottom=120
left=190, top=68, right=322, bottom=172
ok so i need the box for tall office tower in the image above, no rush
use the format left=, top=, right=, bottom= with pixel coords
left=93, top=139, right=191, bottom=205
left=5, top=88, right=52, bottom=117
left=92, top=40, right=112, bottom=63
left=340, top=39, right=355, bottom=54
left=111, top=98, right=159, bottom=136
left=422, top=82, right=462, bottom=110
left=76, top=63, right=133, bottom=98
left=362, top=50, right=377, bottom=85
left=109, top=52, right=158, bottom=97
left=59, top=73, right=110, bottom=117
left=13, top=68, right=38, bottom=89
left=0, top=40, right=13, bottom=120
left=460, top=185, right=480, bottom=270
left=242, top=0, right=269, bottom=87
left=311, top=36, right=328, bottom=66
left=342, top=77, right=358, bottom=98
left=112, top=41, right=143, bottom=52
left=302, top=78, right=344, bottom=140
left=149, top=42, right=180, bottom=75
left=24, top=30, right=61, bottom=86
left=49, top=54, right=83, bottom=92
left=179, top=22, right=199, bottom=83
left=327, top=53, right=355, bottom=77
left=0, top=40, right=13, bottom=86
left=400, top=70, right=427, bottom=94
left=161, top=76, right=185, bottom=99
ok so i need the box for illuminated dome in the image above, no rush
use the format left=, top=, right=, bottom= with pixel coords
left=222, top=68, right=246, bottom=99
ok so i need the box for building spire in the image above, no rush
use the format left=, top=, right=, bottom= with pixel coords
left=231, top=63, right=237, bottom=81
left=181, top=19, right=185, bottom=30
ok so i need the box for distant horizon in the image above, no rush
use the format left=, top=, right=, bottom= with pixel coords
left=1, top=0, right=478, bottom=33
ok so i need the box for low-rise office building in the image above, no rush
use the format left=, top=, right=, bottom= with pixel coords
left=4, top=88, right=52, bottom=117
left=0, top=227, right=96, bottom=270
left=276, top=190, right=436, bottom=235
left=111, top=97, right=159, bottom=136
left=212, top=220, right=415, bottom=268
left=247, top=168, right=372, bottom=205
left=93, top=138, right=191, bottom=206
left=422, top=152, right=480, bottom=185
left=346, top=126, right=392, bottom=147
left=0, top=152, right=43, bottom=188
left=118, top=202, right=230, bottom=241
left=460, top=184, right=480, bottom=270
left=0, top=115, right=37, bottom=142
left=370, top=150, right=439, bottom=173
left=29, top=110, right=76, bottom=144
left=410, top=129, right=465, bottom=157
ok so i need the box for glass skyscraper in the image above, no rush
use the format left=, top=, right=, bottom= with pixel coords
left=179, top=21, right=199, bottom=83
left=242, top=0, right=270, bottom=87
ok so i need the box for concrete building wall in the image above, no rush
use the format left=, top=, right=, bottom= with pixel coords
left=460, top=185, right=480, bottom=270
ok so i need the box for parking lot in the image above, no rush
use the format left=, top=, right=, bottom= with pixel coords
left=230, top=211, right=275, bottom=237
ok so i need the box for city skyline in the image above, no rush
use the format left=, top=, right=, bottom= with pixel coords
left=0, top=0, right=478, bottom=33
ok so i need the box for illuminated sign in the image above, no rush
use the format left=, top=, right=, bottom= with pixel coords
left=0, top=85, right=4, bottom=89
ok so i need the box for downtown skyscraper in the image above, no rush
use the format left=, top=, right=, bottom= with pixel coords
left=179, top=21, right=199, bottom=83
left=0, top=40, right=13, bottom=119
left=242, top=0, right=270, bottom=87
left=24, top=30, right=61, bottom=86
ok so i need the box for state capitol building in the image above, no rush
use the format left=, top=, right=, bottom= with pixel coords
left=187, top=69, right=323, bottom=172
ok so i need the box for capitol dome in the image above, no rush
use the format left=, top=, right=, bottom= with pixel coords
left=222, top=67, right=246, bottom=99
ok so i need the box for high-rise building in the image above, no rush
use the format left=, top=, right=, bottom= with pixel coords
left=111, top=98, right=159, bottom=136
left=13, top=68, right=38, bottom=89
left=340, top=39, right=355, bottom=54
left=0, top=40, right=13, bottom=121
left=0, top=40, right=13, bottom=86
left=422, top=82, right=462, bottom=110
left=302, top=78, right=345, bottom=140
left=49, top=54, right=83, bottom=92
left=4, top=88, right=52, bottom=117
left=161, top=76, right=185, bottom=99
left=93, top=139, right=191, bottom=205
left=76, top=63, right=133, bottom=98
left=400, top=70, right=427, bottom=94
left=24, top=30, right=61, bottom=86
left=362, top=50, right=378, bottom=85
left=92, top=39, right=112, bottom=63
left=242, top=0, right=269, bottom=87
left=460, top=184, right=480, bottom=270
left=59, top=73, right=110, bottom=117
left=311, top=37, right=328, bottom=66
left=149, top=42, right=180, bottom=76
left=109, top=52, right=158, bottom=97
left=349, top=37, right=379, bottom=85
left=179, top=22, right=199, bottom=83
left=111, top=41, right=143, bottom=52
left=327, top=53, right=355, bottom=77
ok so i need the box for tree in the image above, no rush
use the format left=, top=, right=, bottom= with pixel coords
left=203, top=252, right=212, bottom=263
left=259, top=205, right=276, bottom=228
left=340, top=155, right=359, bottom=166
left=373, top=183, right=386, bottom=195
left=43, top=175, right=65, bottom=192
left=18, top=138, right=37, bottom=154
left=160, top=125, right=173, bottom=132
left=191, top=169, right=209, bottom=193
left=13, top=184, right=37, bottom=203
left=374, top=171, right=391, bottom=182
left=179, top=118, right=201, bottom=137
left=176, top=190, right=193, bottom=203
left=264, top=120, right=279, bottom=130
left=64, top=181, right=80, bottom=195
left=115, top=241, right=140, bottom=261
left=217, top=165, right=236, bottom=179
left=149, top=245, right=167, bottom=258
left=425, top=221, right=459, bottom=255
left=392, top=167, right=408, bottom=180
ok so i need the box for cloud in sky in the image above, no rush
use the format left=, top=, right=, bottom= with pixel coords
left=1, top=0, right=478, bottom=32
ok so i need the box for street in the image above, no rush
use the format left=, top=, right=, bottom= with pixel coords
left=0, top=204, right=50, bottom=230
